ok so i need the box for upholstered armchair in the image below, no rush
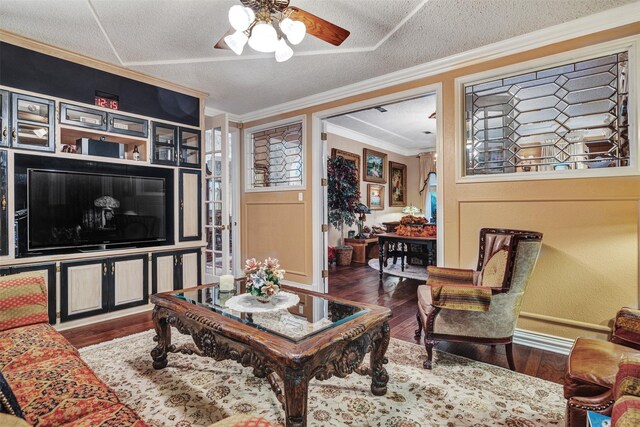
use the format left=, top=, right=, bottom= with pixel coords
left=415, top=228, right=543, bottom=370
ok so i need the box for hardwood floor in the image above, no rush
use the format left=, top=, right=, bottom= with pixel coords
left=61, top=263, right=567, bottom=385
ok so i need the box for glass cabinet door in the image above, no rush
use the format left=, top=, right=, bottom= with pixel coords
left=107, top=113, right=148, bottom=138
left=151, top=122, right=177, bottom=165
left=0, top=91, right=8, bottom=147
left=11, top=93, right=55, bottom=152
left=179, top=128, right=201, bottom=168
left=60, top=103, right=107, bottom=130
left=0, top=150, right=7, bottom=256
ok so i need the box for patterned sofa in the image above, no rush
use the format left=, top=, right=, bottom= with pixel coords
left=0, top=272, right=147, bottom=426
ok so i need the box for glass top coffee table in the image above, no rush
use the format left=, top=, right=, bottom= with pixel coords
left=150, top=283, right=392, bottom=427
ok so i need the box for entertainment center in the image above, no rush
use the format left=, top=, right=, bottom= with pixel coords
left=0, top=32, right=207, bottom=328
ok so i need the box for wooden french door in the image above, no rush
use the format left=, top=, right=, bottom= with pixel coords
left=205, top=114, right=239, bottom=281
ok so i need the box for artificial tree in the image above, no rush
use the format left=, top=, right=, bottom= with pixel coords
left=327, top=155, right=360, bottom=265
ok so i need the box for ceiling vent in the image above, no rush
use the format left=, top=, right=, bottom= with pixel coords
left=423, top=131, right=432, bottom=135
left=374, top=106, right=388, bottom=113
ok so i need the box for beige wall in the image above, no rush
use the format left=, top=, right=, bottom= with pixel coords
left=327, top=133, right=422, bottom=246
left=242, top=23, right=640, bottom=340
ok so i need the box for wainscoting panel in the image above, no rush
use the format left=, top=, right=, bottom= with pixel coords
left=244, top=202, right=308, bottom=282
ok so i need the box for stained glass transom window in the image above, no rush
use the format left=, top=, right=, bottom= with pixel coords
left=465, top=51, right=630, bottom=175
left=249, top=122, right=304, bottom=189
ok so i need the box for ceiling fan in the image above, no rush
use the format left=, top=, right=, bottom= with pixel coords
left=215, top=0, right=350, bottom=62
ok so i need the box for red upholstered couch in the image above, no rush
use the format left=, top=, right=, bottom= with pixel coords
left=0, top=272, right=147, bottom=426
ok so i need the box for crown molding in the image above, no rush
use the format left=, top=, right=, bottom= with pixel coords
left=204, top=106, right=242, bottom=122
left=237, top=2, right=640, bottom=122
left=326, top=123, right=431, bottom=157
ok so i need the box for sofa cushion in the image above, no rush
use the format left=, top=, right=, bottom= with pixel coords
left=0, top=413, right=31, bottom=427
left=564, top=337, right=640, bottom=399
left=612, top=395, right=640, bottom=426
left=3, top=353, right=122, bottom=427
left=614, top=358, right=640, bottom=400
left=0, top=371, right=23, bottom=418
left=0, top=323, right=78, bottom=372
left=0, top=272, right=49, bottom=332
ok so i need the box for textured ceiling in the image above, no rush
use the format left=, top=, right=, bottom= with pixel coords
left=326, top=95, right=437, bottom=154
left=0, top=0, right=637, bottom=115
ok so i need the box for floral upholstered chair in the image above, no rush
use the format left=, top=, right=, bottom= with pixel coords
left=415, top=228, right=543, bottom=370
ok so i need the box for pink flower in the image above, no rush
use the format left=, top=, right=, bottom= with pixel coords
left=265, top=257, right=280, bottom=270
left=262, top=282, right=280, bottom=296
left=245, top=258, right=260, bottom=273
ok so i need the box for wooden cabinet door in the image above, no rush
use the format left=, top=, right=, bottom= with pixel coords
left=179, top=169, right=202, bottom=241
left=110, top=254, right=148, bottom=311
left=61, top=260, right=108, bottom=322
left=152, top=252, right=178, bottom=294
left=180, top=249, right=201, bottom=289
left=10, top=263, right=56, bottom=324
left=0, top=150, right=7, bottom=256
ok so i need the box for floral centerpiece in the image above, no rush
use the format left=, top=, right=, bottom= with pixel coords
left=245, top=257, right=285, bottom=303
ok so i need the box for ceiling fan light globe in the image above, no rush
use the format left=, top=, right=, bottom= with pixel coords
left=280, top=18, right=306, bottom=45
left=224, top=30, right=248, bottom=55
left=275, top=38, right=293, bottom=62
left=228, top=5, right=254, bottom=31
left=248, top=22, right=278, bottom=53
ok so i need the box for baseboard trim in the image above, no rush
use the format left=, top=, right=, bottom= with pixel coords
left=513, top=328, right=574, bottom=355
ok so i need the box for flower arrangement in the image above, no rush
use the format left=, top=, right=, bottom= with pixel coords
left=245, top=257, right=285, bottom=302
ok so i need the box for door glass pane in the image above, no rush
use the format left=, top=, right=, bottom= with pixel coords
left=155, top=125, right=175, bottom=144
left=181, top=130, right=199, bottom=148
left=112, top=116, right=145, bottom=134
left=64, top=107, right=103, bottom=126
left=16, top=123, right=50, bottom=146
left=155, top=146, right=174, bottom=162
left=17, top=99, right=49, bottom=124
left=181, top=147, right=199, bottom=164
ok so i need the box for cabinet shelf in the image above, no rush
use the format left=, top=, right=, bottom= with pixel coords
left=60, top=126, right=148, bottom=161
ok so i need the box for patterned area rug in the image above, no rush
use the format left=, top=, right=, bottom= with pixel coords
left=368, top=259, right=428, bottom=281
left=79, top=330, right=565, bottom=426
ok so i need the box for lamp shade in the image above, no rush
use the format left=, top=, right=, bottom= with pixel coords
left=248, top=22, right=278, bottom=53
left=274, top=38, right=293, bottom=62
left=355, top=203, right=371, bottom=214
left=280, top=18, right=306, bottom=45
left=224, top=30, right=248, bottom=55
left=228, top=5, right=255, bottom=31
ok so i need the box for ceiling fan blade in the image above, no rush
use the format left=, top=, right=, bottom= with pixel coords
left=287, top=6, right=350, bottom=46
left=214, top=28, right=235, bottom=50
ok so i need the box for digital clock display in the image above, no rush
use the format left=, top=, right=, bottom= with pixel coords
left=95, top=96, right=119, bottom=110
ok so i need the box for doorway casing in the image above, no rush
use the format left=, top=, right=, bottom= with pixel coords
left=311, top=83, right=444, bottom=293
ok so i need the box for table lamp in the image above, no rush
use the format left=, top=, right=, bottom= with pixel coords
left=355, top=203, right=371, bottom=238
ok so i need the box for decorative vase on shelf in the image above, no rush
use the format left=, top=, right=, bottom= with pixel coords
left=244, top=257, right=285, bottom=304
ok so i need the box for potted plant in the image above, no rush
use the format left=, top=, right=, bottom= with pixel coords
left=328, top=155, right=360, bottom=266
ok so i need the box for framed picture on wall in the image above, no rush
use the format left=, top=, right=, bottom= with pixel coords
left=389, top=161, right=407, bottom=207
left=367, top=184, right=385, bottom=210
left=331, top=148, right=360, bottom=179
left=363, top=148, right=387, bottom=183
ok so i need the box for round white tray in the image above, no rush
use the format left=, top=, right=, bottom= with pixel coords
left=224, top=291, right=300, bottom=313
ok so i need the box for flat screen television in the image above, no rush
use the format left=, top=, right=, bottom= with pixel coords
left=14, top=154, right=174, bottom=256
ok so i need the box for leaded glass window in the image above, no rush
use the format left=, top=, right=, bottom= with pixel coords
left=465, top=51, right=630, bottom=175
left=248, top=121, right=304, bottom=189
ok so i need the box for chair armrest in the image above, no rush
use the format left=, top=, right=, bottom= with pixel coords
left=430, top=283, right=492, bottom=312
left=427, top=266, right=475, bottom=286
left=611, top=307, right=640, bottom=350
left=567, top=390, right=615, bottom=414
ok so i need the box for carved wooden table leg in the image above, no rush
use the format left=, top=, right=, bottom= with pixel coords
left=370, top=322, right=390, bottom=396
left=151, top=306, right=171, bottom=370
left=282, top=368, right=309, bottom=427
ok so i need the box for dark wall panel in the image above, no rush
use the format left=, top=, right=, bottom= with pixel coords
left=0, top=42, right=200, bottom=127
